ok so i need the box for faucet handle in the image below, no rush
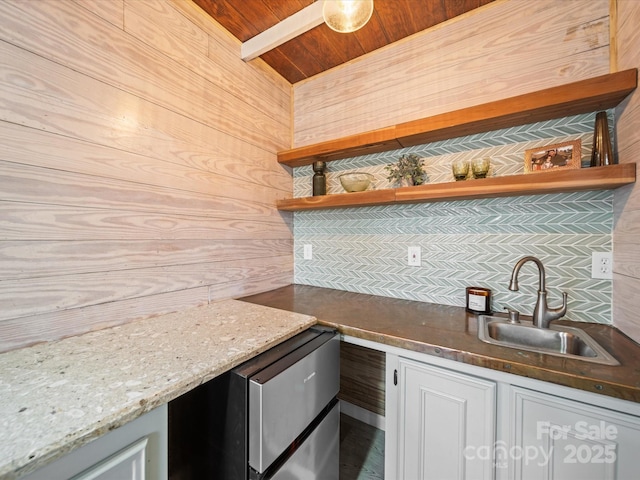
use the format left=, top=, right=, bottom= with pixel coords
left=504, top=307, right=520, bottom=323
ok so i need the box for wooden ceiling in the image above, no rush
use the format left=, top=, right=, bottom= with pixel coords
left=193, top=0, right=495, bottom=84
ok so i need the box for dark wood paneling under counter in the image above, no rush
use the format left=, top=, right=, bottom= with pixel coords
left=339, top=343, right=385, bottom=417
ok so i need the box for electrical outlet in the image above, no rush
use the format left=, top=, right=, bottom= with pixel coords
left=592, top=252, right=612, bottom=279
left=408, top=246, right=421, bottom=267
left=303, top=244, right=313, bottom=260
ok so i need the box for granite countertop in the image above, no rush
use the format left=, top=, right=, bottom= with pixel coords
left=0, top=300, right=316, bottom=480
left=241, top=284, right=640, bottom=403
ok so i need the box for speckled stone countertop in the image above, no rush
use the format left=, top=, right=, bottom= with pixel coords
left=0, top=300, right=316, bottom=480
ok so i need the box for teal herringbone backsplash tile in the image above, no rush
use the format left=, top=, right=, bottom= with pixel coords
left=294, top=192, right=612, bottom=324
left=292, top=113, right=614, bottom=324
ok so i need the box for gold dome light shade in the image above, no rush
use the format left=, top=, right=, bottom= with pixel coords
left=322, top=0, right=374, bottom=33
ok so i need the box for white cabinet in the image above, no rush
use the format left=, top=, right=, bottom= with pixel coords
left=380, top=342, right=640, bottom=480
left=22, top=405, right=167, bottom=480
left=386, top=355, right=496, bottom=480
left=509, top=386, right=640, bottom=480
left=70, top=437, right=147, bottom=480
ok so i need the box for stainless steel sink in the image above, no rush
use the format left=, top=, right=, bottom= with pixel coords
left=478, top=315, right=619, bottom=365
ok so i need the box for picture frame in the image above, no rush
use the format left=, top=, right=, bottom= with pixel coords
left=524, top=140, right=581, bottom=173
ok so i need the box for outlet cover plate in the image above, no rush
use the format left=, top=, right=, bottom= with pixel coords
left=408, top=246, right=421, bottom=267
left=592, top=252, right=612, bottom=279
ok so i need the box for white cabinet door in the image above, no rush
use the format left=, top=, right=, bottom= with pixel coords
left=22, top=405, right=167, bottom=480
left=71, top=437, right=147, bottom=480
left=510, top=386, right=640, bottom=480
left=394, top=357, right=496, bottom=480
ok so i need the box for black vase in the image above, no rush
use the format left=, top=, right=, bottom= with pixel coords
left=590, top=111, right=614, bottom=167
left=312, top=161, right=326, bottom=196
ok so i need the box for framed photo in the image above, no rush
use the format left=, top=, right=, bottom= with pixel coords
left=524, top=140, right=581, bottom=173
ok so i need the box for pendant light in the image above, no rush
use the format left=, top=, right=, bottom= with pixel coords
left=322, top=0, right=374, bottom=33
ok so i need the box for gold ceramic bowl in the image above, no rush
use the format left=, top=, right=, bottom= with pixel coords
left=339, top=172, right=374, bottom=192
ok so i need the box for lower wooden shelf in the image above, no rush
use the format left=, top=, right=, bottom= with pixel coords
left=276, top=164, right=636, bottom=211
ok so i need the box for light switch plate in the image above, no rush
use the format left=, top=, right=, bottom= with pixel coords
left=303, top=244, right=313, bottom=260
left=592, top=252, right=612, bottom=279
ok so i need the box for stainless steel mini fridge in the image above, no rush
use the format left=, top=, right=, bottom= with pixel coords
left=169, top=325, right=340, bottom=480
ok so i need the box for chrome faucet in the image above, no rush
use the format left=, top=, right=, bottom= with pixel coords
left=508, top=256, right=567, bottom=329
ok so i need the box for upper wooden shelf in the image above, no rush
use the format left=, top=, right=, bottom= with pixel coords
left=276, top=164, right=636, bottom=211
left=278, top=69, right=638, bottom=168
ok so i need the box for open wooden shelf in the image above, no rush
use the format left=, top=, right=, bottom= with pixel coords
left=278, top=69, right=638, bottom=168
left=276, top=164, right=637, bottom=211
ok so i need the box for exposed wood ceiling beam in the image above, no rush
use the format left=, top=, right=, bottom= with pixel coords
left=241, top=2, right=323, bottom=61
left=199, top=0, right=497, bottom=82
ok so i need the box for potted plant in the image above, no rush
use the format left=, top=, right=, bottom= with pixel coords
left=385, top=153, right=427, bottom=186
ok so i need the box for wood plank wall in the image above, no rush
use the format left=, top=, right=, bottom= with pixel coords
left=0, top=0, right=292, bottom=352
left=614, top=0, right=640, bottom=343
left=292, top=0, right=611, bottom=147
